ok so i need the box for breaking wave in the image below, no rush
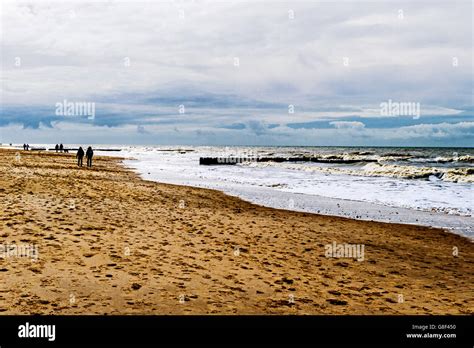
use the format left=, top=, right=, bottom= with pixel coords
left=245, top=161, right=474, bottom=183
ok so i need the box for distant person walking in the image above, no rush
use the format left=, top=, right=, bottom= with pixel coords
left=76, top=147, right=84, bottom=167
left=55, top=144, right=59, bottom=152
left=23, top=144, right=26, bottom=150
left=86, top=146, right=94, bottom=168
left=26, top=144, right=30, bottom=151
left=60, top=143, right=64, bottom=152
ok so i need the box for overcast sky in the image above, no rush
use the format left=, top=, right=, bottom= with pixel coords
left=1, top=0, right=472, bottom=146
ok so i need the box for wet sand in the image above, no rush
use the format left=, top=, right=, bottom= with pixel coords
left=0, top=148, right=472, bottom=314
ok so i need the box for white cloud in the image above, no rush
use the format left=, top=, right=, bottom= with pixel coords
left=2, top=1, right=471, bottom=105
left=330, top=121, right=365, bottom=129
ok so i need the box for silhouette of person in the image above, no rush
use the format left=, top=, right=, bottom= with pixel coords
left=26, top=144, right=29, bottom=151
left=55, top=144, right=59, bottom=152
left=60, top=143, right=64, bottom=152
left=86, top=146, right=93, bottom=168
left=76, top=147, right=84, bottom=167
left=23, top=144, right=26, bottom=150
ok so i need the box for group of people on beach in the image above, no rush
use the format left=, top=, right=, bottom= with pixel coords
left=20, top=142, right=94, bottom=168
left=52, top=143, right=94, bottom=168
left=54, top=143, right=68, bottom=153
left=76, top=146, right=94, bottom=168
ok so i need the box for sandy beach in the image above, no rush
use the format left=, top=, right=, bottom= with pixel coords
left=0, top=148, right=472, bottom=315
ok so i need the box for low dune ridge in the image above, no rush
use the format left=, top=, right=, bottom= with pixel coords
left=0, top=148, right=472, bottom=314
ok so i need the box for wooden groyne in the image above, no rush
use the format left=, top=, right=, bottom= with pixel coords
left=199, top=157, right=377, bottom=165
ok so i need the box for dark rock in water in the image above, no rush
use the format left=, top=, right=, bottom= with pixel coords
left=199, top=157, right=232, bottom=165
left=199, top=156, right=376, bottom=165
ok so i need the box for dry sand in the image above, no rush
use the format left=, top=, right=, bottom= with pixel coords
left=0, top=148, right=472, bottom=314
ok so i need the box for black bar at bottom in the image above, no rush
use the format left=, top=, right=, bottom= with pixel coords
left=0, top=315, right=471, bottom=347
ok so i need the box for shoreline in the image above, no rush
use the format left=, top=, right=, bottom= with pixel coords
left=0, top=149, right=473, bottom=314
left=122, top=158, right=474, bottom=239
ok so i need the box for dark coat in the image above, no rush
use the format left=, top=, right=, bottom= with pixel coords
left=76, top=147, right=84, bottom=158
left=86, top=147, right=93, bottom=159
